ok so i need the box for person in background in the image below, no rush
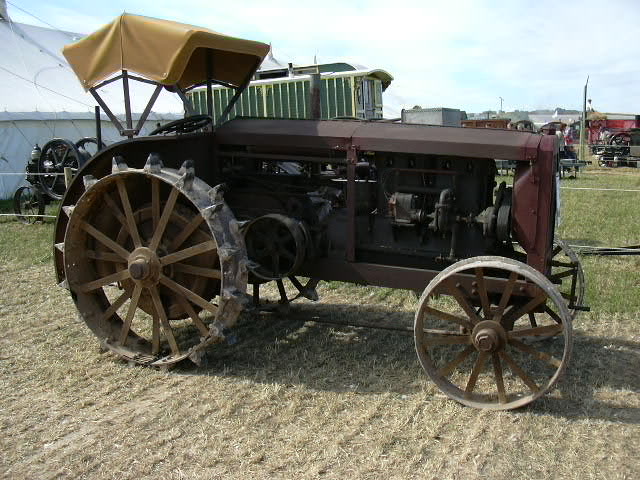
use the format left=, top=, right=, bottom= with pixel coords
left=564, top=126, right=576, bottom=159
left=556, top=125, right=566, bottom=159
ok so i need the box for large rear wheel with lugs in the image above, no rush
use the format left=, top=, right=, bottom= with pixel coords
left=414, top=256, right=572, bottom=410
left=59, top=154, right=248, bottom=366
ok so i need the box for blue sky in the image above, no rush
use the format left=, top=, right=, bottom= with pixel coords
left=7, top=0, right=640, bottom=117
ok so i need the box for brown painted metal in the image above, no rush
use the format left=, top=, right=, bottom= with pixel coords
left=216, top=118, right=542, bottom=161
left=299, top=259, right=541, bottom=297
left=346, top=145, right=357, bottom=262
left=511, top=134, right=556, bottom=274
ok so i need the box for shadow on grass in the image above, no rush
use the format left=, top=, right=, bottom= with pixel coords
left=530, top=334, right=640, bottom=424
left=175, top=301, right=640, bottom=424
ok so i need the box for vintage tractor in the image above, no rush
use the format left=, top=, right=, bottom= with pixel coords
left=54, top=14, right=587, bottom=410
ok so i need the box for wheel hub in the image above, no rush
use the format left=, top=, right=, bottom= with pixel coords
left=471, top=320, right=506, bottom=353
left=127, top=247, right=160, bottom=287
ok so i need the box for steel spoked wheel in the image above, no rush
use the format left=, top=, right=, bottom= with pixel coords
left=60, top=154, right=248, bottom=366
left=13, top=185, right=45, bottom=224
left=245, top=214, right=320, bottom=310
left=414, top=256, right=572, bottom=410
left=39, top=139, right=82, bottom=200
left=550, top=238, right=585, bottom=320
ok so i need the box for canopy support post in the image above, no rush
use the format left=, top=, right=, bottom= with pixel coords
left=175, top=87, right=196, bottom=116
left=89, top=88, right=126, bottom=136
left=206, top=51, right=214, bottom=120
left=218, top=58, right=260, bottom=125
left=122, top=70, right=134, bottom=138
left=94, top=106, right=102, bottom=149
left=135, top=84, right=164, bottom=134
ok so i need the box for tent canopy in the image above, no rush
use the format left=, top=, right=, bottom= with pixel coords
left=63, top=13, right=270, bottom=91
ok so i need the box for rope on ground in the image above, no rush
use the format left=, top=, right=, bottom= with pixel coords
left=560, top=187, right=640, bottom=192
left=0, top=213, right=57, bottom=218
left=569, top=244, right=640, bottom=256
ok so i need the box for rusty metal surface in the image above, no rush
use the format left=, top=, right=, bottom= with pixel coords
left=59, top=154, right=248, bottom=366
left=215, top=118, right=541, bottom=161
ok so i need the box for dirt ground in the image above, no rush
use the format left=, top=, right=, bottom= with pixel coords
left=1, top=258, right=638, bottom=480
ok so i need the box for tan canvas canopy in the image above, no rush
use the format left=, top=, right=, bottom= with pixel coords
left=63, top=13, right=270, bottom=91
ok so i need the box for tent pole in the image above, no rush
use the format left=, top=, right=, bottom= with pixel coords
left=95, top=106, right=102, bottom=149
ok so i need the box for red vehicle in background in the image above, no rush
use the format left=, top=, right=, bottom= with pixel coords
left=578, top=113, right=640, bottom=167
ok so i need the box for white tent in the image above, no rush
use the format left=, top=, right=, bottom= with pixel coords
left=0, top=5, right=184, bottom=199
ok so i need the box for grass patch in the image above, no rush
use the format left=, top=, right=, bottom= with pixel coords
left=0, top=166, right=638, bottom=479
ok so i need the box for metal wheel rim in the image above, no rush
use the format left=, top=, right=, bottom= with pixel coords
left=414, top=256, right=572, bottom=410
left=61, top=156, right=248, bottom=366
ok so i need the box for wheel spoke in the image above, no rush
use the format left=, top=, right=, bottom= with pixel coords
left=86, top=250, right=125, bottom=263
left=116, top=178, right=142, bottom=248
left=172, top=263, right=222, bottom=279
left=550, top=260, right=574, bottom=269
left=149, top=186, right=180, bottom=251
left=491, top=353, right=507, bottom=403
left=176, top=296, right=210, bottom=337
left=149, top=286, right=179, bottom=356
left=288, top=276, right=305, bottom=293
left=160, top=240, right=217, bottom=266
left=168, top=214, right=204, bottom=252
left=159, top=274, right=217, bottom=316
left=549, top=269, right=575, bottom=281
left=509, top=324, right=562, bottom=339
left=494, top=271, right=518, bottom=321
left=151, top=177, right=160, bottom=233
left=543, top=305, right=564, bottom=324
left=508, top=338, right=563, bottom=368
left=465, top=351, right=488, bottom=396
left=423, top=306, right=473, bottom=330
left=80, top=220, right=130, bottom=259
left=276, top=279, right=287, bottom=303
left=438, top=345, right=475, bottom=376
left=498, top=351, right=540, bottom=392
left=252, top=282, right=260, bottom=306
left=60, top=146, right=70, bottom=164
left=421, top=334, right=471, bottom=346
left=50, top=149, right=61, bottom=167
left=501, top=293, right=547, bottom=328
left=443, top=280, right=482, bottom=324
left=77, top=269, right=130, bottom=292
left=102, top=193, right=128, bottom=231
left=98, top=291, right=129, bottom=324
left=118, top=284, right=142, bottom=345
left=474, top=267, right=491, bottom=318
left=528, top=312, right=538, bottom=328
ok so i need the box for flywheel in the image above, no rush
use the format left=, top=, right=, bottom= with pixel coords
left=58, top=154, right=249, bottom=366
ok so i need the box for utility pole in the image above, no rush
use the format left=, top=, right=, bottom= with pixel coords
left=580, top=76, right=589, bottom=161
left=499, top=96, right=504, bottom=114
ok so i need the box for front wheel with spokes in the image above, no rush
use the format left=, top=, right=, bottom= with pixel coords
left=414, top=256, right=572, bottom=410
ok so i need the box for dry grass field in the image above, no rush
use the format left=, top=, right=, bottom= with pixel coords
left=1, top=167, right=638, bottom=479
